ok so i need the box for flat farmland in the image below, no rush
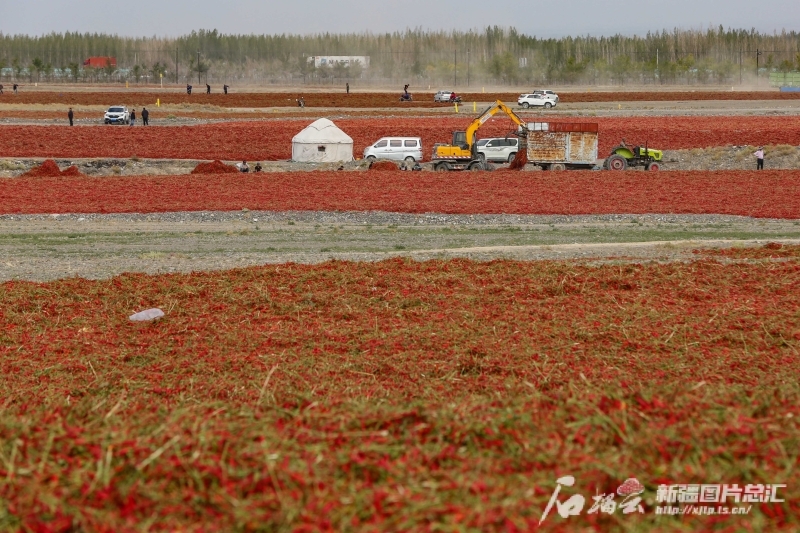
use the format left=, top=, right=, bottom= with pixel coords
left=3, top=116, right=800, bottom=160
left=2, top=253, right=799, bottom=531
left=2, top=84, right=800, bottom=532
left=2, top=90, right=800, bottom=107
left=2, top=170, right=800, bottom=218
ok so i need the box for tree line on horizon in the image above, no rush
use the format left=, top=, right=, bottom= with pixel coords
left=1, top=26, right=799, bottom=86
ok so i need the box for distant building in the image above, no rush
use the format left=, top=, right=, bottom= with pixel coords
left=307, top=56, right=370, bottom=69
left=83, top=57, right=117, bottom=68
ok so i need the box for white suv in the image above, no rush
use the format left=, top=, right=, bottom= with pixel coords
left=476, top=137, right=519, bottom=163
left=518, top=93, right=556, bottom=109
left=104, top=106, right=130, bottom=124
left=532, top=89, right=559, bottom=103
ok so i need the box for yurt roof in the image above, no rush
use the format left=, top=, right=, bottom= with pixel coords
left=292, top=118, right=353, bottom=144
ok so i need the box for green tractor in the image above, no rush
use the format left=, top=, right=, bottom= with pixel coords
left=604, top=141, right=664, bottom=171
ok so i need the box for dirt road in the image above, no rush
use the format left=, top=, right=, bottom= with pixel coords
left=2, top=212, right=799, bottom=281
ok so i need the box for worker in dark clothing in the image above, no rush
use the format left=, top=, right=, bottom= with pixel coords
left=297, top=97, right=305, bottom=108
left=13, top=83, right=18, bottom=94
left=141, top=107, right=149, bottom=126
left=129, top=108, right=136, bottom=126
left=68, top=107, right=74, bottom=126
left=206, top=84, right=211, bottom=94
left=254, top=162, right=263, bottom=172
left=346, top=82, right=349, bottom=94
left=0, top=84, right=4, bottom=94
left=223, top=84, right=229, bottom=94
left=187, top=84, right=192, bottom=95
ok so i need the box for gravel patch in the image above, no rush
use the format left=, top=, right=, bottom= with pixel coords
left=2, top=143, right=798, bottom=178
left=1, top=211, right=795, bottom=225
left=2, top=211, right=799, bottom=282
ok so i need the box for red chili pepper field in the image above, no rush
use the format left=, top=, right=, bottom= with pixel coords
left=2, top=170, right=800, bottom=218
left=3, top=116, right=800, bottom=161
left=2, top=90, right=799, bottom=107
left=1, top=253, right=800, bottom=531
left=2, top=96, right=800, bottom=530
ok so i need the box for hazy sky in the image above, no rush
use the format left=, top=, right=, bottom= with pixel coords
left=0, top=0, right=798, bottom=38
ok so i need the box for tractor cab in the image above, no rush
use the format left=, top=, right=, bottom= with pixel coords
left=605, top=141, right=664, bottom=171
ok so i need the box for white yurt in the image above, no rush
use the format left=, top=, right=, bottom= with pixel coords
left=291, top=118, right=354, bottom=162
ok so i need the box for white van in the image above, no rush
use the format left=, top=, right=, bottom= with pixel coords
left=363, top=137, right=423, bottom=162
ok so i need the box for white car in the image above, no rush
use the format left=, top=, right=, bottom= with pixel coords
left=434, top=90, right=461, bottom=103
left=518, top=93, right=556, bottom=109
left=532, top=89, right=559, bottom=103
left=476, top=137, right=519, bottom=163
left=104, top=106, right=130, bottom=124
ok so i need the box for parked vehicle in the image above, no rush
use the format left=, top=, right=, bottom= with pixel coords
left=604, top=142, right=664, bottom=171
left=518, top=93, right=556, bottom=109
left=532, top=89, right=559, bottom=103
left=434, top=90, right=461, bottom=103
left=104, top=106, right=130, bottom=124
left=477, top=137, right=519, bottom=163
left=364, top=137, right=423, bottom=162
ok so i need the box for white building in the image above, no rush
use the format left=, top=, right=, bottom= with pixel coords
left=307, top=56, right=370, bottom=69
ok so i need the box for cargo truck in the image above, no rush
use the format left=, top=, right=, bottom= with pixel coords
left=523, top=122, right=600, bottom=171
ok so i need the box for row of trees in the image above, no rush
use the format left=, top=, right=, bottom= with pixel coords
left=0, top=56, right=170, bottom=83
left=1, top=26, right=799, bottom=85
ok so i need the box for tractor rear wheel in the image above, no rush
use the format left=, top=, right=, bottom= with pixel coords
left=468, top=161, right=484, bottom=171
left=606, top=154, right=628, bottom=171
left=435, top=162, right=451, bottom=172
left=645, top=162, right=661, bottom=171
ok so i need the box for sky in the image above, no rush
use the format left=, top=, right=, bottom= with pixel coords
left=0, top=0, right=798, bottom=38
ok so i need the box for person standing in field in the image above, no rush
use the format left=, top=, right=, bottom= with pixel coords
left=68, top=107, right=74, bottom=126
left=754, top=146, right=765, bottom=170
left=129, top=108, right=136, bottom=126
left=0, top=84, right=4, bottom=94
left=346, top=82, right=349, bottom=94
left=223, top=84, right=229, bottom=94
left=13, top=83, right=18, bottom=94
left=141, top=107, right=149, bottom=126
left=206, top=84, right=211, bottom=94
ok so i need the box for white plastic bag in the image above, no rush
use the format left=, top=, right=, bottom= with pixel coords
left=129, top=308, right=165, bottom=322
